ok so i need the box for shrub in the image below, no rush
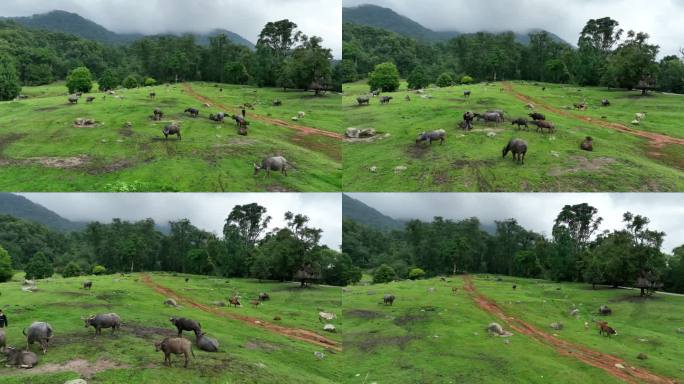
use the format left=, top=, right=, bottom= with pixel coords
left=98, top=69, right=118, bottom=91
left=436, top=72, right=454, bottom=87
left=62, top=261, right=82, bottom=278
left=24, top=252, right=53, bottom=280
left=144, top=77, right=157, bottom=86
left=460, top=75, right=474, bottom=84
left=368, top=62, right=400, bottom=92
left=0, top=54, right=21, bottom=101
left=408, top=267, right=426, bottom=280
left=0, top=245, right=14, bottom=283
left=123, top=75, right=139, bottom=89
left=373, top=264, right=396, bottom=284
left=407, top=66, right=429, bottom=89
left=66, top=66, right=93, bottom=93
left=92, top=265, right=107, bottom=275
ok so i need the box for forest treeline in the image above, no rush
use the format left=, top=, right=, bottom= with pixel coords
left=0, top=203, right=359, bottom=287
left=0, top=18, right=341, bottom=100
left=342, top=17, right=684, bottom=93
left=343, top=203, right=684, bottom=294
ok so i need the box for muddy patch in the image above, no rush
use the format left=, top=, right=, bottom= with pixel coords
left=431, top=170, right=451, bottom=185
left=394, top=313, right=429, bottom=327
left=344, top=309, right=383, bottom=319
left=22, top=358, right=127, bottom=378
left=32, top=155, right=90, bottom=169
left=95, top=290, right=129, bottom=301
left=58, top=291, right=90, bottom=297
left=85, top=159, right=134, bottom=175
left=119, top=126, right=134, bottom=137
left=244, top=340, right=281, bottom=352
left=265, top=184, right=292, bottom=192
left=0, top=133, right=27, bottom=156
left=407, top=144, right=433, bottom=159
left=127, top=323, right=176, bottom=340
left=548, top=156, right=616, bottom=177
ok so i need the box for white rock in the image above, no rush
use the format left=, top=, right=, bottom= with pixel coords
left=65, top=380, right=88, bottom=384
left=314, top=351, right=326, bottom=360
left=323, top=324, right=336, bottom=332
left=394, top=166, right=407, bottom=173
left=370, top=166, right=377, bottom=173
left=615, top=363, right=625, bottom=369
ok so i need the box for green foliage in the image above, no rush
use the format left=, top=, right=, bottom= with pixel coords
left=408, top=267, right=426, bottom=280
left=602, top=31, right=658, bottom=91
left=0, top=54, right=21, bottom=100
left=436, top=72, right=454, bottom=87
left=66, top=66, right=93, bottom=93
left=61, top=261, right=82, bottom=278
left=143, top=77, right=156, bottom=86
left=368, top=62, right=400, bottom=92
left=98, top=69, right=117, bottom=91
left=24, top=63, right=53, bottom=86
left=460, top=75, right=474, bottom=84
left=225, top=62, right=250, bottom=85
left=92, top=264, right=107, bottom=275
left=373, top=264, right=396, bottom=284
left=122, top=74, right=139, bottom=89
left=0, top=245, right=14, bottom=282
left=407, top=66, right=429, bottom=89
left=339, top=59, right=358, bottom=83
left=24, top=251, right=54, bottom=280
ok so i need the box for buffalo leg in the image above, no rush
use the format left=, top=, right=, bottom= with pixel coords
left=184, top=352, right=189, bottom=368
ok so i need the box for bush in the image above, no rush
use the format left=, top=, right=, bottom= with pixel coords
left=92, top=265, right=107, bottom=275
left=460, top=75, right=474, bottom=84
left=407, top=66, right=429, bottom=89
left=123, top=75, right=138, bottom=89
left=436, top=72, right=454, bottom=87
left=24, top=251, right=53, bottom=280
left=368, top=62, right=400, bottom=92
left=144, top=77, right=157, bottom=86
left=0, top=245, right=14, bottom=283
left=373, top=264, right=396, bottom=284
left=98, top=69, right=118, bottom=91
left=408, top=267, right=426, bottom=280
left=62, top=261, right=82, bottom=278
left=66, top=66, right=93, bottom=94
left=0, top=54, right=21, bottom=101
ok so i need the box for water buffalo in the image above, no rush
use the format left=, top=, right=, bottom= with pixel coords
left=530, top=120, right=555, bottom=133
left=580, top=136, right=593, bottom=151
left=84, top=313, right=121, bottom=336
left=511, top=118, right=529, bottom=130
left=83, top=281, right=92, bottom=290
left=149, top=92, right=156, bottom=98
left=4, top=347, right=38, bottom=368
left=528, top=112, right=545, bottom=121
left=476, top=112, right=503, bottom=124
left=196, top=333, right=219, bottom=352
left=169, top=317, right=202, bottom=338
left=416, top=129, right=446, bottom=145
left=371, top=90, right=380, bottom=96
left=380, top=96, right=393, bottom=104
left=502, top=139, right=527, bottom=164
left=356, top=96, right=370, bottom=105
left=86, top=96, right=95, bottom=103
left=209, top=112, right=226, bottom=122
left=68, top=95, right=79, bottom=104
left=254, top=156, right=288, bottom=177
left=598, top=305, right=612, bottom=315
left=184, top=108, right=199, bottom=117
left=228, top=296, right=241, bottom=308
left=601, top=99, right=610, bottom=106
left=462, top=111, right=475, bottom=130
left=273, top=99, right=282, bottom=106
left=23, top=322, right=53, bottom=354
left=155, top=337, right=194, bottom=368
left=163, top=123, right=181, bottom=140
left=573, top=102, right=587, bottom=110
left=232, top=114, right=249, bottom=130
left=258, top=292, right=270, bottom=301
left=463, top=90, right=471, bottom=98
left=383, top=294, right=395, bottom=305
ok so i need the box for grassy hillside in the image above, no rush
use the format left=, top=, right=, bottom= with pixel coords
left=341, top=275, right=684, bottom=383
left=0, top=272, right=341, bottom=384
left=0, top=82, right=341, bottom=192
left=342, top=80, right=684, bottom=191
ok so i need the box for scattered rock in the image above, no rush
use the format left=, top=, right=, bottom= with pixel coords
left=569, top=309, right=579, bottom=317
left=486, top=132, right=496, bottom=138
left=615, top=363, right=625, bottom=369
left=550, top=322, right=563, bottom=331
left=164, top=298, right=177, bottom=307
left=74, top=118, right=96, bottom=126
left=323, top=324, right=336, bottom=333
left=314, top=351, right=326, bottom=360
left=65, top=380, right=87, bottom=384
left=394, top=166, right=407, bottom=173
left=550, top=151, right=560, bottom=157
left=291, top=117, right=299, bottom=121
left=369, top=166, right=377, bottom=173
left=486, top=322, right=513, bottom=337
left=203, top=103, right=211, bottom=107
left=345, top=128, right=360, bottom=138
left=637, top=353, right=648, bottom=360
left=677, top=328, right=684, bottom=334
left=255, top=362, right=266, bottom=369
left=359, top=128, right=376, bottom=138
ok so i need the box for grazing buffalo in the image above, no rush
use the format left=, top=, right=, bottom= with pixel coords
left=153, top=108, right=163, bottom=121
left=228, top=296, right=241, bottom=308
left=273, top=99, right=282, bottom=106
left=232, top=114, right=249, bottom=130
left=511, top=118, right=529, bottom=130
left=601, top=99, right=610, bottom=106
left=476, top=112, right=503, bottom=124
left=83, top=281, right=92, bottom=290
left=68, top=95, right=79, bottom=104
left=254, top=156, right=288, bottom=177
left=383, top=294, right=395, bottom=306
left=23, top=322, right=53, bottom=354
left=155, top=337, right=194, bottom=368
left=580, top=137, right=593, bottom=151
left=502, top=139, right=527, bottom=164
left=357, top=96, right=370, bottom=105
left=463, top=90, right=471, bottom=98
left=380, top=96, right=393, bottom=104
left=528, top=112, right=545, bottom=121
left=598, top=305, right=612, bottom=315
left=4, top=347, right=38, bottom=368
left=209, top=112, right=226, bottom=122
left=84, top=313, right=121, bottom=336
left=416, top=129, right=446, bottom=145
left=531, top=120, right=555, bottom=133
left=184, top=108, right=199, bottom=117
left=169, top=317, right=202, bottom=338
left=149, top=92, right=156, bottom=98
left=163, top=124, right=181, bottom=140
left=196, top=333, right=219, bottom=352
left=371, top=90, right=380, bottom=96
left=86, top=96, right=95, bottom=103
left=258, top=293, right=270, bottom=301
left=0, top=329, right=5, bottom=352
left=598, top=321, right=617, bottom=337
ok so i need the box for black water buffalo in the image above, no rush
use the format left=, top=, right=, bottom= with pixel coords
left=416, top=130, right=446, bottom=145
left=169, top=317, right=202, bottom=337
left=380, top=96, right=393, bottom=104
left=383, top=294, right=395, bottom=305
left=4, top=347, right=38, bottom=368
left=528, top=112, right=545, bottom=121
left=163, top=123, right=181, bottom=140
left=23, top=322, right=53, bottom=354
left=357, top=96, right=370, bottom=105
left=184, top=108, right=199, bottom=117
left=502, top=139, right=528, bottom=164
left=196, top=333, right=219, bottom=352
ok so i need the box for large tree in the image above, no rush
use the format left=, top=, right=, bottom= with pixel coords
left=602, top=31, right=659, bottom=92
left=0, top=53, right=21, bottom=101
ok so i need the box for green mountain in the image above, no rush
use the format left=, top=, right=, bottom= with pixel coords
left=342, top=194, right=404, bottom=231
left=343, top=4, right=569, bottom=46
left=0, top=193, right=86, bottom=232
left=6, top=10, right=255, bottom=49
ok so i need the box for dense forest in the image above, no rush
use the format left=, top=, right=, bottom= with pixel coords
left=343, top=203, right=684, bottom=294
left=0, top=203, right=359, bottom=287
left=0, top=18, right=341, bottom=100
left=342, top=17, right=684, bottom=94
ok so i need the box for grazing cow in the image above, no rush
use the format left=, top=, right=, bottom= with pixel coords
left=463, top=90, right=471, bottom=98
left=502, top=139, right=528, bottom=164
left=383, top=294, right=395, bottom=305
left=155, top=337, right=194, bottom=368
left=601, top=99, right=610, bottom=106
left=196, top=333, right=219, bottom=352
left=84, top=313, right=121, bottom=336
left=580, top=137, right=593, bottom=151
left=86, top=96, right=95, bottom=103
left=512, top=284, right=517, bottom=290
left=380, top=96, right=393, bottom=104
left=597, top=321, right=618, bottom=337
left=528, top=112, right=545, bottom=121
left=23, top=322, right=53, bottom=354
left=184, top=108, right=199, bottom=117
left=416, top=130, right=446, bottom=145
left=356, top=96, right=370, bottom=105
left=228, top=296, right=241, bottom=308
left=530, top=120, right=555, bottom=133
left=371, top=90, right=380, bottom=96
left=476, top=112, right=503, bottom=124
left=511, top=118, right=529, bottom=130
left=169, top=317, right=202, bottom=337
left=598, top=305, right=612, bottom=315
left=3, top=347, right=38, bottom=368
left=258, top=293, right=270, bottom=301
left=83, top=281, right=92, bottom=290
left=163, top=124, right=181, bottom=140
left=254, top=156, right=288, bottom=177
left=68, top=95, right=79, bottom=104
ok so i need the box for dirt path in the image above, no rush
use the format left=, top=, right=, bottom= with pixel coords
left=501, top=82, right=684, bottom=148
left=182, top=84, right=343, bottom=140
left=462, top=275, right=677, bottom=384
left=141, top=274, right=341, bottom=351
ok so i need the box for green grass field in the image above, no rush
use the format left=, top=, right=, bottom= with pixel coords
left=341, top=275, right=684, bottom=384
left=342, top=80, right=684, bottom=191
left=0, top=82, right=341, bottom=192
left=0, top=272, right=342, bottom=383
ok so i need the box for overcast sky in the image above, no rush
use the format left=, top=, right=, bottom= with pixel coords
left=344, top=0, right=684, bottom=57
left=2, top=0, right=341, bottom=58
left=19, top=193, right=341, bottom=249
left=347, top=193, right=684, bottom=253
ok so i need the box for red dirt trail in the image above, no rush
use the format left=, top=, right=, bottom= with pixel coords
left=141, top=274, right=341, bottom=351
left=501, top=82, right=684, bottom=149
left=462, top=275, right=677, bottom=384
left=181, top=84, right=343, bottom=140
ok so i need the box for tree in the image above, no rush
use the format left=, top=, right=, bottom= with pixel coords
left=339, top=59, right=358, bottom=83
left=62, top=261, right=82, bottom=278
left=24, top=251, right=54, bottom=280
left=436, top=72, right=454, bottom=87
left=373, top=264, right=396, bottom=284
left=66, top=66, right=93, bottom=94
left=368, top=62, right=400, bottom=92
left=658, top=56, right=684, bottom=93
left=460, top=75, right=474, bottom=84
left=408, top=267, right=426, bottom=280
left=98, top=69, right=117, bottom=91
left=407, top=66, right=429, bottom=89
left=123, top=75, right=138, bottom=89
left=225, top=62, right=250, bottom=85
left=553, top=203, right=602, bottom=253
left=0, top=245, right=14, bottom=282
left=0, top=54, right=21, bottom=101
left=602, top=31, right=658, bottom=92
left=144, top=77, right=156, bottom=86
left=289, top=36, right=333, bottom=94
